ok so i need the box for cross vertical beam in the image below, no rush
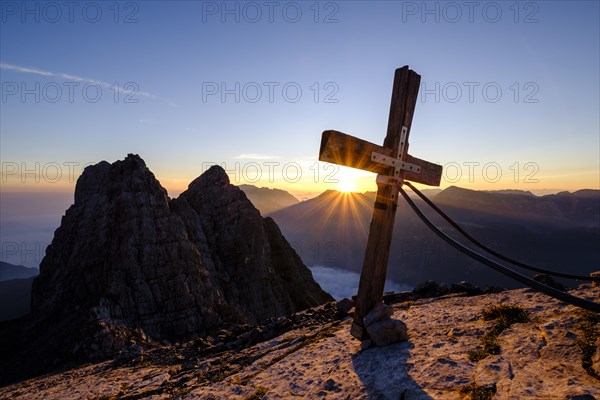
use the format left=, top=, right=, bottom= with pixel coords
left=351, top=66, right=421, bottom=339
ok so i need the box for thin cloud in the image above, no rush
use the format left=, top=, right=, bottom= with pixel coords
left=0, top=62, right=177, bottom=107
left=1, top=64, right=53, bottom=76
left=235, top=153, right=281, bottom=160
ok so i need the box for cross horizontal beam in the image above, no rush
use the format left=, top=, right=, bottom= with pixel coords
left=319, top=130, right=442, bottom=186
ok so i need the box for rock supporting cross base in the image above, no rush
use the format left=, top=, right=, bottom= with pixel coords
left=355, top=302, right=408, bottom=347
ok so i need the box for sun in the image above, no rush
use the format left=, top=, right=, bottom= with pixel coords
left=337, top=179, right=357, bottom=193
left=335, top=166, right=364, bottom=193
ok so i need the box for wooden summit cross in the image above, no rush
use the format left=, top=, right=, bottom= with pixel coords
left=319, top=66, right=443, bottom=340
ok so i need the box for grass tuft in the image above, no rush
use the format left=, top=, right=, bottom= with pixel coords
left=468, top=304, right=530, bottom=362
left=481, top=304, right=529, bottom=323
left=244, top=386, right=269, bottom=400
left=574, top=310, right=600, bottom=379
left=459, top=383, right=496, bottom=400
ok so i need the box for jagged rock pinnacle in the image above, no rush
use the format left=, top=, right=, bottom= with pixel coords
left=25, top=154, right=331, bottom=365
left=188, top=165, right=230, bottom=191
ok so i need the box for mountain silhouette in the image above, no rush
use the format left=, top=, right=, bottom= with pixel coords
left=0, top=262, right=39, bottom=281
left=239, top=184, right=299, bottom=215
left=0, top=155, right=331, bottom=382
left=270, top=187, right=600, bottom=288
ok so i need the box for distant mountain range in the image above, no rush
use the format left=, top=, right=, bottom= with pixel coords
left=270, top=186, right=600, bottom=289
left=239, top=184, right=299, bottom=215
left=436, top=187, right=600, bottom=227
left=0, top=262, right=38, bottom=281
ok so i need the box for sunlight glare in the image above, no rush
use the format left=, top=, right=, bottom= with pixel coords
left=338, top=179, right=357, bottom=193
left=335, top=167, right=364, bottom=193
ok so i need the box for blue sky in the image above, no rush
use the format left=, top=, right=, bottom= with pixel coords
left=1, top=0, right=599, bottom=197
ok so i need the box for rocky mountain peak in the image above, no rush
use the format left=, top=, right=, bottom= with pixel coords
left=187, top=164, right=230, bottom=192
left=74, top=153, right=167, bottom=205
left=18, top=155, right=332, bottom=371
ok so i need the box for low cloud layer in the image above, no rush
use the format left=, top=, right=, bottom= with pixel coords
left=309, top=265, right=412, bottom=300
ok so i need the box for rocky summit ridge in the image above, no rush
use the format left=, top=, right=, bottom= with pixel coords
left=1, top=282, right=598, bottom=399
left=0, top=154, right=331, bottom=382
